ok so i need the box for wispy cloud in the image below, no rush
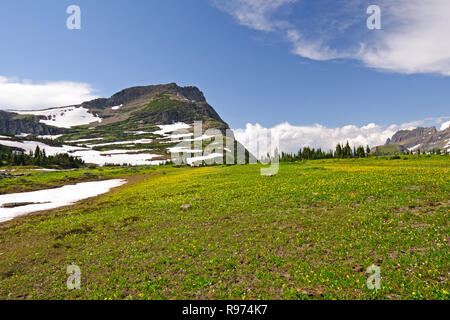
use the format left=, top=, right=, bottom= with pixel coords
left=212, top=0, right=297, bottom=32
left=233, top=117, right=448, bottom=155
left=360, top=0, right=450, bottom=76
left=0, top=76, right=98, bottom=110
left=214, top=0, right=450, bottom=76
left=286, top=29, right=340, bottom=61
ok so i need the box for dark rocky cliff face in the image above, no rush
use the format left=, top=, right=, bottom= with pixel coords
left=386, top=127, right=438, bottom=144
left=128, top=95, right=229, bottom=131
left=0, top=111, right=66, bottom=135
left=385, top=126, right=450, bottom=152
left=81, top=82, right=229, bottom=131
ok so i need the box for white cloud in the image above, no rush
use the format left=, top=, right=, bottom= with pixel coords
left=214, top=0, right=450, bottom=76
left=233, top=118, right=443, bottom=156
left=286, top=29, right=341, bottom=61
left=0, top=76, right=98, bottom=110
left=212, top=0, right=297, bottom=32
left=440, top=121, right=450, bottom=131
left=360, top=0, right=450, bottom=76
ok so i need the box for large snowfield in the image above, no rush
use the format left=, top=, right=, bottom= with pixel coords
left=0, top=138, right=165, bottom=166
left=13, top=106, right=102, bottom=128
left=0, top=179, right=126, bottom=223
left=0, top=122, right=227, bottom=166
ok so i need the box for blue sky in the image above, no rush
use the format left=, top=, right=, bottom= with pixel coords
left=0, top=0, right=449, bottom=136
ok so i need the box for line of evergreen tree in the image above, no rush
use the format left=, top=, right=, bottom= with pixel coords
left=0, top=146, right=84, bottom=168
left=280, top=142, right=371, bottom=162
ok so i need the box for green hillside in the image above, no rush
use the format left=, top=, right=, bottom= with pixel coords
left=1, top=156, right=448, bottom=300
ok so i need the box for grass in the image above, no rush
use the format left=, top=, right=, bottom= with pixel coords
left=374, top=144, right=404, bottom=155
left=0, top=156, right=448, bottom=300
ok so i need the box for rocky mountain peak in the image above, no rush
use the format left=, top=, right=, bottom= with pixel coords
left=81, top=83, right=206, bottom=110
left=384, top=126, right=450, bottom=153
left=0, top=82, right=229, bottom=135
left=386, top=127, right=438, bottom=145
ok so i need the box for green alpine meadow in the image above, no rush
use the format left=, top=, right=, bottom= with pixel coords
left=1, top=1, right=450, bottom=308
left=1, top=156, right=448, bottom=300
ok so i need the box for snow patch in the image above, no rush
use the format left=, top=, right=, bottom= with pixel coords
left=0, top=139, right=87, bottom=155
left=14, top=107, right=102, bottom=128
left=440, top=121, right=450, bottom=131
left=152, top=122, right=191, bottom=136
left=444, top=139, right=450, bottom=152
left=37, top=134, right=63, bottom=140
left=0, top=179, right=126, bottom=223
left=408, top=144, right=421, bottom=151
left=168, top=147, right=203, bottom=153
left=87, top=139, right=153, bottom=148
left=133, top=139, right=153, bottom=144
left=0, top=139, right=162, bottom=166
left=186, top=153, right=222, bottom=166
left=125, top=131, right=152, bottom=135
left=166, top=133, right=193, bottom=139
left=169, top=134, right=215, bottom=143
left=70, top=149, right=163, bottom=166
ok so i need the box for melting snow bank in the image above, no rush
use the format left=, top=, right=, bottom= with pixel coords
left=0, top=179, right=126, bottom=223
left=152, top=122, right=191, bottom=136
left=186, top=153, right=222, bottom=166
left=13, top=107, right=102, bottom=128
left=0, top=139, right=165, bottom=166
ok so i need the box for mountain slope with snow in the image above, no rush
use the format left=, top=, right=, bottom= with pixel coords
left=384, top=126, right=450, bottom=153
left=0, top=83, right=252, bottom=166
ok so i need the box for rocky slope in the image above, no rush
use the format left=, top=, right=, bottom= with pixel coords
left=0, top=111, right=67, bottom=136
left=383, top=126, right=450, bottom=153
left=1, top=83, right=229, bottom=134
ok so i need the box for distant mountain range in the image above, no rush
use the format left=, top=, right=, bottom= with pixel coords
left=375, top=126, right=450, bottom=155
left=0, top=83, right=251, bottom=166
